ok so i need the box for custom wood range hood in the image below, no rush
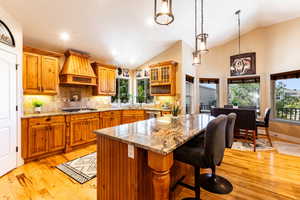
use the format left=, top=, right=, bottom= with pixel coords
left=60, top=50, right=97, bottom=86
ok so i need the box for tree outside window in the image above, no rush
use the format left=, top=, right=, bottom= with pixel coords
left=112, top=78, right=129, bottom=103
left=136, top=79, right=153, bottom=104
left=274, top=78, right=300, bottom=121
left=228, top=83, right=260, bottom=108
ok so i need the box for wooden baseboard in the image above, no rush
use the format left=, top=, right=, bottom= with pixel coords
left=260, top=129, right=300, bottom=144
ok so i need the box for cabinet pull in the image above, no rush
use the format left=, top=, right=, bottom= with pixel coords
left=46, top=117, right=51, bottom=122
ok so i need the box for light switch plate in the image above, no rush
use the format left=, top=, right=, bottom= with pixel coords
left=128, top=144, right=134, bottom=159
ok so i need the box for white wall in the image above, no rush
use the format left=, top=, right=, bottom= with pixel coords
left=199, top=17, right=300, bottom=138
left=0, top=5, right=23, bottom=166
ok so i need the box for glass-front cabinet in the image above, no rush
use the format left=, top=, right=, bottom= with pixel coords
left=149, top=61, right=177, bottom=96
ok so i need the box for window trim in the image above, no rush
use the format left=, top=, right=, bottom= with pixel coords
left=135, top=77, right=154, bottom=105
left=227, top=77, right=261, bottom=109
left=271, top=75, right=300, bottom=122
left=199, top=78, right=220, bottom=112
left=112, top=78, right=130, bottom=105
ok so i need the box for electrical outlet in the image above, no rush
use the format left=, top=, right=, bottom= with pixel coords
left=128, top=144, right=134, bottom=159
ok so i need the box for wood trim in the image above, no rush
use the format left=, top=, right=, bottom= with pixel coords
left=271, top=69, right=300, bottom=80
left=21, top=119, right=28, bottom=159
left=228, top=75, right=260, bottom=83
left=149, top=60, right=178, bottom=68
left=23, top=46, right=63, bottom=57
left=91, top=62, right=116, bottom=70
left=64, top=49, right=90, bottom=58
left=185, top=75, right=194, bottom=83
left=199, top=78, right=219, bottom=84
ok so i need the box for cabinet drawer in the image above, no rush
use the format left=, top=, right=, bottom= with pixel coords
left=29, top=115, right=65, bottom=125
left=70, top=113, right=100, bottom=121
left=100, top=111, right=121, bottom=117
left=122, top=110, right=145, bottom=116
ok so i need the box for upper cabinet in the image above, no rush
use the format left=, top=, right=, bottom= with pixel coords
left=92, top=62, right=116, bottom=96
left=23, top=46, right=62, bottom=95
left=150, top=61, right=177, bottom=96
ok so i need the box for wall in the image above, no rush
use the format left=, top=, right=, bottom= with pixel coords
left=0, top=5, right=23, bottom=165
left=137, top=41, right=183, bottom=108
left=199, top=17, right=300, bottom=138
left=137, top=40, right=199, bottom=114
left=22, top=55, right=113, bottom=114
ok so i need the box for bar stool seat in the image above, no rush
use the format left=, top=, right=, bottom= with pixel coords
left=174, top=115, right=228, bottom=200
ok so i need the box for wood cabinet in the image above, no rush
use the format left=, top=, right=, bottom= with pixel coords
left=121, top=110, right=145, bottom=124
left=27, top=124, right=49, bottom=157
left=92, top=62, right=116, bottom=96
left=23, top=47, right=60, bottom=95
left=101, top=111, right=121, bottom=128
left=21, top=109, right=156, bottom=162
left=22, top=116, right=66, bottom=161
left=68, top=113, right=100, bottom=149
left=149, top=61, right=177, bottom=96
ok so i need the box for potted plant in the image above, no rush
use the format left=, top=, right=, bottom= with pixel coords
left=171, top=104, right=181, bottom=118
left=232, top=99, right=239, bottom=109
left=32, top=100, right=44, bottom=113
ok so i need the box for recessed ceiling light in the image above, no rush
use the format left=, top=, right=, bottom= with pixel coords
left=60, top=32, right=70, bottom=41
left=112, top=49, right=118, bottom=56
left=130, top=58, right=136, bottom=64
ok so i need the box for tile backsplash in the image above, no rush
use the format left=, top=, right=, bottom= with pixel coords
left=23, top=86, right=111, bottom=114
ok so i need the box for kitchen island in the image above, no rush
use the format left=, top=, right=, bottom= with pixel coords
left=94, top=114, right=215, bottom=200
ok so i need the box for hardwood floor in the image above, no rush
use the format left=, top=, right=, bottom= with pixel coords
left=1, top=144, right=300, bottom=200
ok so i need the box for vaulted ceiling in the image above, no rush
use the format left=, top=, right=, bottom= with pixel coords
left=1, top=0, right=300, bottom=68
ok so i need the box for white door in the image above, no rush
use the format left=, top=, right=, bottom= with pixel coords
left=0, top=48, right=17, bottom=176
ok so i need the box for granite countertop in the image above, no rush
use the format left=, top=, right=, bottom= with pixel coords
left=93, top=114, right=215, bottom=155
left=22, top=107, right=171, bottom=118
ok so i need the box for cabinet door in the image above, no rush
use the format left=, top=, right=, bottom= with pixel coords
left=48, top=123, right=65, bottom=152
left=102, top=116, right=112, bottom=128
left=107, top=69, right=116, bottom=94
left=99, top=68, right=108, bottom=93
left=70, top=120, right=88, bottom=147
left=23, top=52, right=41, bottom=94
left=150, top=68, right=160, bottom=84
left=86, top=118, right=100, bottom=141
left=41, top=56, right=58, bottom=94
left=160, top=66, right=170, bottom=84
left=28, top=124, right=49, bottom=157
left=111, top=116, right=121, bottom=127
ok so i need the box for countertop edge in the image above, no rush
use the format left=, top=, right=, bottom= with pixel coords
left=22, top=108, right=171, bottom=119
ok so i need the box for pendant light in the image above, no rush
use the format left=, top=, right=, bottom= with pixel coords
left=193, top=0, right=201, bottom=65
left=235, top=10, right=241, bottom=55
left=197, top=0, right=208, bottom=53
left=154, top=0, right=174, bottom=25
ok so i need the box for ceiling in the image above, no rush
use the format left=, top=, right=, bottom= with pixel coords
left=1, top=0, right=300, bottom=68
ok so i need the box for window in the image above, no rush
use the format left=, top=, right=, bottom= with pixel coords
left=186, top=75, right=194, bottom=114
left=112, top=78, right=129, bottom=103
left=227, top=76, right=260, bottom=108
left=271, top=70, right=300, bottom=121
left=199, top=78, right=219, bottom=113
left=136, top=78, right=153, bottom=104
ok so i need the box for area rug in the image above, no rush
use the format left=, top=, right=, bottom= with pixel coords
left=273, top=141, right=300, bottom=157
left=56, top=152, right=96, bottom=184
left=231, top=138, right=274, bottom=151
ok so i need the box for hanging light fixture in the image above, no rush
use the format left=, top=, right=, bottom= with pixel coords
left=193, top=0, right=201, bottom=65
left=235, top=10, right=241, bottom=55
left=197, top=0, right=208, bottom=53
left=154, top=0, right=174, bottom=25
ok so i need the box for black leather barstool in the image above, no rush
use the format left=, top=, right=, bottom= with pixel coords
left=174, top=115, right=228, bottom=200
left=256, top=108, right=272, bottom=146
left=199, top=113, right=237, bottom=194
